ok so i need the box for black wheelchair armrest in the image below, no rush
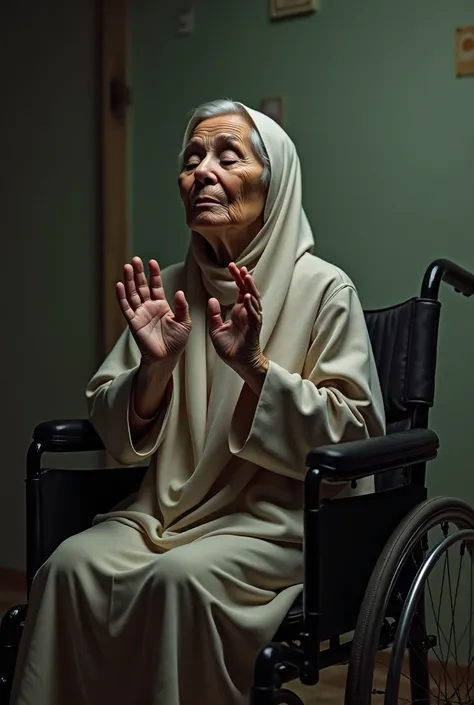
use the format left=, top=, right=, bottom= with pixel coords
left=33, top=419, right=105, bottom=453
left=306, top=428, right=439, bottom=482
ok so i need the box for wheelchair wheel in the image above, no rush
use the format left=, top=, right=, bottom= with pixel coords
left=384, top=527, right=474, bottom=705
left=344, top=496, right=474, bottom=705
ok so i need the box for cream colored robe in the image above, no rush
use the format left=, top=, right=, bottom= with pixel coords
left=11, top=107, right=385, bottom=705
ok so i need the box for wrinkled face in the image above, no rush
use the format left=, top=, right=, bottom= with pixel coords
left=178, top=113, right=267, bottom=241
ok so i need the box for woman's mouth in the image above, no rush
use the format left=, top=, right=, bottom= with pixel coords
left=193, top=196, right=221, bottom=208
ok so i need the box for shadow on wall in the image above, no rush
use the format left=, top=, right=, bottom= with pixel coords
left=1, top=0, right=100, bottom=571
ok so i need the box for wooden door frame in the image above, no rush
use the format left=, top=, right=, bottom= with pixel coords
left=99, top=0, right=131, bottom=357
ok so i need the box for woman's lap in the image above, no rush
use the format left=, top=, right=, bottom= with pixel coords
left=12, top=520, right=303, bottom=705
left=38, top=519, right=303, bottom=595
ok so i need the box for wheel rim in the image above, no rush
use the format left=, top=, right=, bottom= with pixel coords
left=346, top=502, right=474, bottom=705
left=383, top=529, right=474, bottom=705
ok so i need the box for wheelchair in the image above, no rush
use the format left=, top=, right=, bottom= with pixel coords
left=1, top=258, right=474, bottom=705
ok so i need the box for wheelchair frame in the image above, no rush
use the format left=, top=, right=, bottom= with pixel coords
left=251, top=258, right=474, bottom=704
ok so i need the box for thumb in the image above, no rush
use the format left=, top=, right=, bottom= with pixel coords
left=208, top=298, right=224, bottom=335
left=173, top=290, right=191, bottom=325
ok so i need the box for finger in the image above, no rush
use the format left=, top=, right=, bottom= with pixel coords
left=244, top=293, right=261, bottom=328
left=131, top=257, right=150, bottom=302
left=237, top=305, right=248, bottom=328
left=239, top=269, right=261, bottom=311
left=249, top=294, right=261, bottom=313
left=148, top=259, right=166, bottom=301
left=173, top=290, right=190, bottom=324
left=116, top=282, right=134, bottom=323
left=242, top=280, right=261, bottom=314
left=123, top=264, right=142, bottom=310
left=208, top=298, right=224, bottom=334
left=228, top=262, right=246, bottom=296
left=243, top=272, right=262, bottom=311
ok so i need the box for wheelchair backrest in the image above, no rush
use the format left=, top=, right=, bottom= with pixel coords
left=364, top=297, right=441, bottom=489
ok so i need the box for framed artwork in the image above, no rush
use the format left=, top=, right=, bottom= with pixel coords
left=455, top=26, right=474, bottom=77
left=270, top=0, right=318, bottom=20
left=260, top=96, right=284, bottom=126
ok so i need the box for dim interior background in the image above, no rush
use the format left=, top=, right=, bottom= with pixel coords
left=1, top=0, right=473, bottom=608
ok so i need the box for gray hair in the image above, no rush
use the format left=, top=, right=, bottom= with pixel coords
left=180, top=99, right=271, bottom=185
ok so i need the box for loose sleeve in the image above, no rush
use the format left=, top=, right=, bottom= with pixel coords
left=229, top=284, right=386, bottom=480
left=85, top=328, right=173, bottom=466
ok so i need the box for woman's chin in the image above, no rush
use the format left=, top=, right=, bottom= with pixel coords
left=190, top=212, right=228, bottom=234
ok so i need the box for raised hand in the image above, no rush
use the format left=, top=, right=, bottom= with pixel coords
left=208, top=263, right=265, bottom=372
left=117, top=257, right=192, bottom=365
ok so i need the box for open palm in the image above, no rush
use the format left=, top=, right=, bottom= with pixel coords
left=117, top=257, right=192, bottom=364
left=208, top=263, right=263, bottom=369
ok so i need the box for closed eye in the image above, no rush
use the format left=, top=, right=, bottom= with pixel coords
left=220, top=150, right=239, bottom=167
left=183, top=159, right=200, bottom=171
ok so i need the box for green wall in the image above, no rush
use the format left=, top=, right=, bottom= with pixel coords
left=131, top=0, right=474, bottom=501
left=1, top=1, right=99, bottom=569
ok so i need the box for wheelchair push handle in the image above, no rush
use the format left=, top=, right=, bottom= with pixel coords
left=421, top=258, right=474, bottom=300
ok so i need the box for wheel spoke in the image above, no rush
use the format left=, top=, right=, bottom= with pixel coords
left=431, top=555, right=461, bottom=702
left=408, top=636, right=449, bottom=700
left=442, top=544, right=470, bottom=703
left=466, top=558, right=474, bottom=700
left=391, top=529, right=474, bottom=705
left=458, top=634, right=474, bottom=700
left=345, top=503, right=474, bottom=705
left=426, top=540, right=474, bottom=704
left=444, top=541, right=462, bottom=696
left=401, top=661, right=443, bottom=702
left=433, top=549, right=449, bottom=694
left=376, top=656, right=442, bottom=702
left=426, top=574, right=458, bottom=699
left=426, top=553, right=467, bottom=687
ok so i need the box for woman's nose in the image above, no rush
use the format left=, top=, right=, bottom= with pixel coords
left=194, top=158, right=218, bottom=185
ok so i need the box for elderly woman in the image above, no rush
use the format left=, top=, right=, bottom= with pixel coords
left=11, top=100, right=385, bottom=705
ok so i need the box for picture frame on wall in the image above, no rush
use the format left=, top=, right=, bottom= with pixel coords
left=455, top=26, right=474, bottom=77
left=260, top=96, right=284, bottom=126
left=270, top=0, right=318, bottom=21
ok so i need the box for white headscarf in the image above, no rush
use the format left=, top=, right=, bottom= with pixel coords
left=182, top=105, right=315, bottom=470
